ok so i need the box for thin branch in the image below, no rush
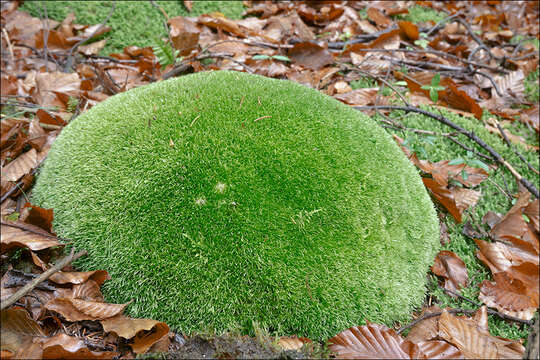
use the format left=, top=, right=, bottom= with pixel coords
left=1, top=248, right=87, bottom=310
left=353, top=105, right=539, bottom=198
left=496, top=123, right=540, bottom=175
left=441, top=286, right=535, bottom=325
left=64, top=0, right=117, bottom=71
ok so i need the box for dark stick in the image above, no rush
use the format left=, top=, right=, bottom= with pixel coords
left=496, top=123, right=540, bottom=175
left=64, top=0, right=117, bottom=71
left=353, top=105, right=539, bottom=198
left=0, top=248, right=87, bottom=310
left=440, top=286, right=535, bottom=326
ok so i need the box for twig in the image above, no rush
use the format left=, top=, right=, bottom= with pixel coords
left=340, top=63, right=410, bottom=106
left=2, top=28, right=15, bottom=64
left=396, top=305, right=533, bottom=335
left=425, top=10, right=464, bottom=36
left=254, top=115, right=271, bottom=122
left=1, top=248, right=87, bottom=310
left=65, top=0, right=117, bottom=71
left=336, top=47, right=506, bottom=73
left=496, top=123, right=540, bottom=175
left=440, top=286, right=535, bottom=326
left=353, top=105, right=539, bottom=198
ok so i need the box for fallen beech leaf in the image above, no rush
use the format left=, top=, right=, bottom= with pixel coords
left=49, top=270, right=110, bottom=286
left=28, top=119, right=47, bottom=151
left=346, top=29, right=400, bottom=52
left=416, top=340, right=463, bottom=359
left=431, top=251, right=469, bottom=293
left=367, top=7, right=392, bottom=28
left=404, top=306, right=441, bottom=344
left=334, top=88, right=379, bottom=106
left=493, top=70, right=525, bottom=101
left=439, top=78, right=483, bottom=120
left=101, top=315, right=169, bottom=354
left=34, top=72, right=80, bottom=109
left=168, top=16, right=200, bottom=56
left=20, top=204, right=54, bottom=234
left=479, top=272, right=538, bottom=321
left=68, top=279, right=105, bottom=302
left=277, top=336, right=312, bottom=351
left=45, top=298, right=127, bottom=321
left=1, top=148, right=37, bottom=182
left=453, top=188, right=481, bottom=214
left=288, top=42, right=334, bottom=70
left=475, top=239, right=538, bottom=276
left=330, top=81, right=353, bottom=94
left=328, top=323, right=424, bottom=359
left=0, top=308, right=45, bottom=357
left=1, top=220, right=62, bottom=254
left=78, top=39, right=107, bottom=56
left=422, top=178, right=463, bottom=223
left=42, top=333, right=118, bottom=359
left=438, top=308, right=525, bottom=358
left=398, top=21, right=419, bottom=40
left=68, top=24, right=111, bottom=43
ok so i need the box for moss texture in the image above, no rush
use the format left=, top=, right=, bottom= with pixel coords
left=20, top=1, right=245, bottom=54
left=32, top=71, right=440, bottom=339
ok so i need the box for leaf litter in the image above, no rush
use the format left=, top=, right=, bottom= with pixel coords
left=1, top=0, right=538, bottom=358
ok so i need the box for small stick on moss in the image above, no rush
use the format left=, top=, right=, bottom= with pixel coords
left=354, top=105, right=539, bottom=199
left=254, top=116, right=271, bottom=122
left=496, top=123, right=540, bottom=175
left=190, top=115, right=200, bottom=127
left=439, top=286, right=534, bottom=326
left=1, top=248, right=87, bottom=310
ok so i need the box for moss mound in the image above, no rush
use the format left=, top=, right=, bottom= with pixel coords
left=32, top=71, right=439, bottom=339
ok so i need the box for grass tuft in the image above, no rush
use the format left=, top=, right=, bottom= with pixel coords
left=32, top=71, right=440, bottom=339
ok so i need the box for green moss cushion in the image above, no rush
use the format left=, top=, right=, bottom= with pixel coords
left=32, top=71, right=439, bottom=339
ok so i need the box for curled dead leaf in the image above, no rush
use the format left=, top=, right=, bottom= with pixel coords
left=101, top=315, right=169, bottom=354
left=431, top=250, right=469, bottom=294
left=45, top=298, right=127, bottom=321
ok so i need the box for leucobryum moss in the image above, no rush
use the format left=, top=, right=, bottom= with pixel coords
left=20, top=1, right=245, bottom=55
left=32, top=71, right=440, bottom=339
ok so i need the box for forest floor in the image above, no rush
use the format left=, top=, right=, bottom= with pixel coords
left=1, top=1, right=539, bottom=358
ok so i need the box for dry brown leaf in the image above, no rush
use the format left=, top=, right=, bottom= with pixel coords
left=1, top=148, right=37, bottom=182
left=277, top=336, right=311, bottom=351
left=404, top=306, right=441, bottom=344
left=27, top=119, right=47, bottom=151
left=288, top=42, right=334, bottom=70
left=327, top=323, right=424, bottom=359
left=416, top=340, right=463, bottom=359
left=41, top=333, right=118, bottom=359
left=479, top=272, right=538, bottom=321
left=438, top=308, right=525, bottom=358
left=367, top=7, right=392, bottom=28
left=431, top=250, right=469, bottom=293
left=0, top=308, right=45, bottom=357
left=78, top=39, right=107, bottom=56
left=422, top=178, right=463, bottom=223
left=49, top=270, right=110, bottom=286
left=20, top=204, right=55, bottom=234
left=34, top=72, right=80, bottom=109
left=45, top=298, right=127, bottom=321
left=334, top=88, right=379, bottom=106
left=454, top=188, right=481, bottom=214
left=168, top=16, right=200, bottom=56
left=101, top=315, right=169, bottom=354
left=398, top=21, right=419, bottom=40
left=1, top=220, right=62, bottom=254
